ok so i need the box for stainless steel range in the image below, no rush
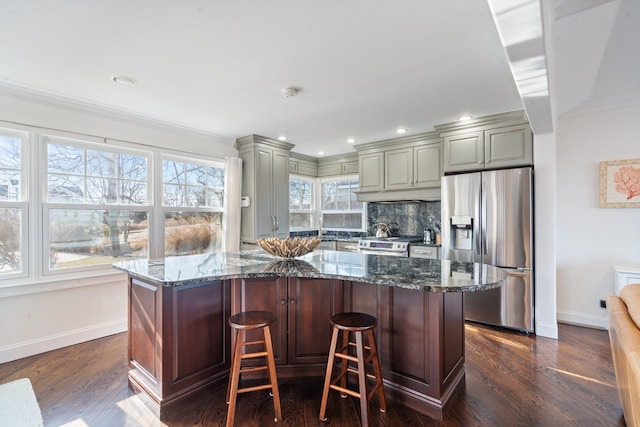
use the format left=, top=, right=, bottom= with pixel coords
left=358, top=235, right=423, bottom=257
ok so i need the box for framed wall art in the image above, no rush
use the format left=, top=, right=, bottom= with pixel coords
left=599, top=158, right=640, bottom=208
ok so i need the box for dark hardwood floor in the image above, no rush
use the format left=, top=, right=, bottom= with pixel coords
left=0, top=323, right=625, bottom=427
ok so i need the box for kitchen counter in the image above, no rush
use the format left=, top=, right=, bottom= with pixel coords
left=113, top=249, right=505, bottom=292
left=114, top=250, right=508, bottom=421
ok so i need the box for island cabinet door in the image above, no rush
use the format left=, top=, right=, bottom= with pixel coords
left=230, top=277, right=288, bottom=365
left=288, top=278, right=342, bottom=365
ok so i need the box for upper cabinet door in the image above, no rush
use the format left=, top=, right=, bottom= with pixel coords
left=358, top=152, right=384, bottom=192
left=272, top=150, right=290, bottom=239
left=385, top=147, right=413, bottom=190
left=413, top=144, right=442, bottom=188
left=255, top=148, right=275, bottom=239
left=484, top=124, right=533, bottom=169
left=443, top=131, right=484, bottom=173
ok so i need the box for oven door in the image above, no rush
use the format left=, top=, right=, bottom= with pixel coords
left=358, top=248, right=408, bottom=257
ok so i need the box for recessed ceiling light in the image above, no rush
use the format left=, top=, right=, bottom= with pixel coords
left=395, top=128, right=408, bottom=134
left=317, top=151, right=324, bottom=156
left=458, top=115, right=472, bottom=122
left=346, top=138, right=356, bottom=144
left=112, top=75, right=136, bottom=86
left=278, top=136, right=288, bottom=141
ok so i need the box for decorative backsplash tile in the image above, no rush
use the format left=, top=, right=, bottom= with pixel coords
left=290, top=200, right=441, bottom=240
left=367, top=201, right=441, bottom=237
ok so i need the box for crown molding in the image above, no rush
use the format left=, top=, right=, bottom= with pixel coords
left=0, top=80, right=232, bottom=141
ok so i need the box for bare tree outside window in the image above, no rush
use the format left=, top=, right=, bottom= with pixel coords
left=0, top=135, right=23, bottom=274
left=46, top=141, right=150, bottom=268
left=162, top=158, right=224, bottom=255
left=289, top=177, right=314, bottom=230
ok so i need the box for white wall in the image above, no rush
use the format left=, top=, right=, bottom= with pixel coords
left=0, top=93, right=237, bottom=363
left=556, top=105, right=640, bottom=329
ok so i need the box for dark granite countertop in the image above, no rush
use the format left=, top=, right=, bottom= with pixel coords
left=113, top=250, right=507, bottom=292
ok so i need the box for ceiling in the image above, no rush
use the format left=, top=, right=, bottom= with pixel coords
left=0, top=0, right=638, bottom=157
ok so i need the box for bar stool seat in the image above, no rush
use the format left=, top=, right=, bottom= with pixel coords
left=227, top=310, right=281, bottom=426
left=319, top=312, right=386, bottom=427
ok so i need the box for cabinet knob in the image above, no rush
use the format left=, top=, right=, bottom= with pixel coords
left=290, top=298, right=295, bottom=304
left=280, top=299, right=287, bottom=305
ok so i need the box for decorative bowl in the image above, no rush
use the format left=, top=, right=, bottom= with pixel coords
left=256, top=237, right=321, bottom=258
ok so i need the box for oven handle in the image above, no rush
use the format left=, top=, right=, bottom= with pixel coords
left=358, top=249, right=408, bottom=257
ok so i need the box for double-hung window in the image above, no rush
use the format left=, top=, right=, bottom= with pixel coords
left=0, top=128, right=28, bottom=279
left=320, top=176, right=365, bottom=231
left=44, top=135, right=150, bottom=273
left=161, top=156, right=224, bottom=256
left=289, top=175, right=315, bottom=230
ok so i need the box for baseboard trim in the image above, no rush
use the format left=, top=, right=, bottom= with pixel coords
left=0, top=319, right=127, bottom=364
left=556, top=310, right=608, bottom=330
left=535, top=321, right=559, bottom=339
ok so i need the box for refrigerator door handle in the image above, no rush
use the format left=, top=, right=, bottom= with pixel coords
left=505, top=269, right=529, bottom=278
left=480, top=177, right=487, bottom=257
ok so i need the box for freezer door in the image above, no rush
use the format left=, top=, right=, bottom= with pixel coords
left=441, top=172, right=482, bottom=263
left=464, top=268, right=534, bottom=332
left=482, top=167, right=533, bottom=268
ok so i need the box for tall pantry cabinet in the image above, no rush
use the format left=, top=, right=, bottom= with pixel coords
left=235, top=135, right=294, bottom=243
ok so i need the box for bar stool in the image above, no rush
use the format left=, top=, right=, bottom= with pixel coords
left=319, top=312, right=386, bottom=426
left=227, top=310, right=282, bottom=426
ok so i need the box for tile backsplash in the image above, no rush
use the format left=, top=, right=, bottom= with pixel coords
left=290, top=200, right=441, bottom=239
left=367, top=201, right=441, bottom=237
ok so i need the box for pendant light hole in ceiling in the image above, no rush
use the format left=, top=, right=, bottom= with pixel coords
left=112, top=75, right=136, bottom=86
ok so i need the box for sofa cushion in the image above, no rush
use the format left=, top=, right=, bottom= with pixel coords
left=620, top=284, right=640, bottom=329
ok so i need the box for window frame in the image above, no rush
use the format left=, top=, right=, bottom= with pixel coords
left=157, top=153, right=225, bottom=258
left=288, top=174, right=316, bottom=231
left=0, top=127, right=29, bottom=280
left=41, top=134, right=152, bottom=276
left=319, top=175, right=366, bottom=232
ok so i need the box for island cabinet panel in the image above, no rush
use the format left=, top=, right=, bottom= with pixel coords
left=230, top=277, right=288, bottom=364
left=288, top=277, right=342, bottom=364
left=342, top=281, right=464, bottom=417
left=127, top=278, right=231, bottom=416
left=230, top=277, right=342, bottom=367
left=171, top=281, right=230, bottom=384
left=129, top=279, right=158, bottom=381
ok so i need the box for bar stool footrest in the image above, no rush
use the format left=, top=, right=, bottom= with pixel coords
left=329, top=384, right=360, bottom=399
left=237, top=383, right=275, bottom=394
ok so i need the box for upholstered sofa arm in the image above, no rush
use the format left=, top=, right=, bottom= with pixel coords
left=608, top=285, right=640, bottom=427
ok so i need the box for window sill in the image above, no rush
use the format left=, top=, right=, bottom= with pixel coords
left=0, top=268, right=127, bottom=298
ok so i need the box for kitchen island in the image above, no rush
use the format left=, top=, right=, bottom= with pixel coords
left=113, top=250, right=507, bottom=420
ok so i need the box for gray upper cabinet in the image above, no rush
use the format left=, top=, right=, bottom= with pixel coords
left=317, top=153, right=359, bottom=177
left=384, top=143, right=442, bottom=190
left=484, top=124, right=533, bottom=168
left=355, top=133, right=442, bottom=201
left=442, top=121, right=533, bottom=173
left=289, top=153, right=318, bottom=177
left=236, top=135, right=293, bottom=242
left=358, top=152, right=384, bottom=192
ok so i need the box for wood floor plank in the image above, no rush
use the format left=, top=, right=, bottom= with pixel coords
left=0, top=323, right=626, bottom=426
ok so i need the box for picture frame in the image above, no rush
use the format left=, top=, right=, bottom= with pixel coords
left=599, top=158, right=640, bottom=208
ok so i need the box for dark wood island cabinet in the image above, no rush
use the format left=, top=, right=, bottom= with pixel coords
left=115, top=250, right=507, bottom=421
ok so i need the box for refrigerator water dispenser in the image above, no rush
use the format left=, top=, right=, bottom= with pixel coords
left=450, top=215, right=473, bottom=251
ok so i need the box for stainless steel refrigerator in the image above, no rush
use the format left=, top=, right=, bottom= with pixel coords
left=441, top=167, right=534, bottom=333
